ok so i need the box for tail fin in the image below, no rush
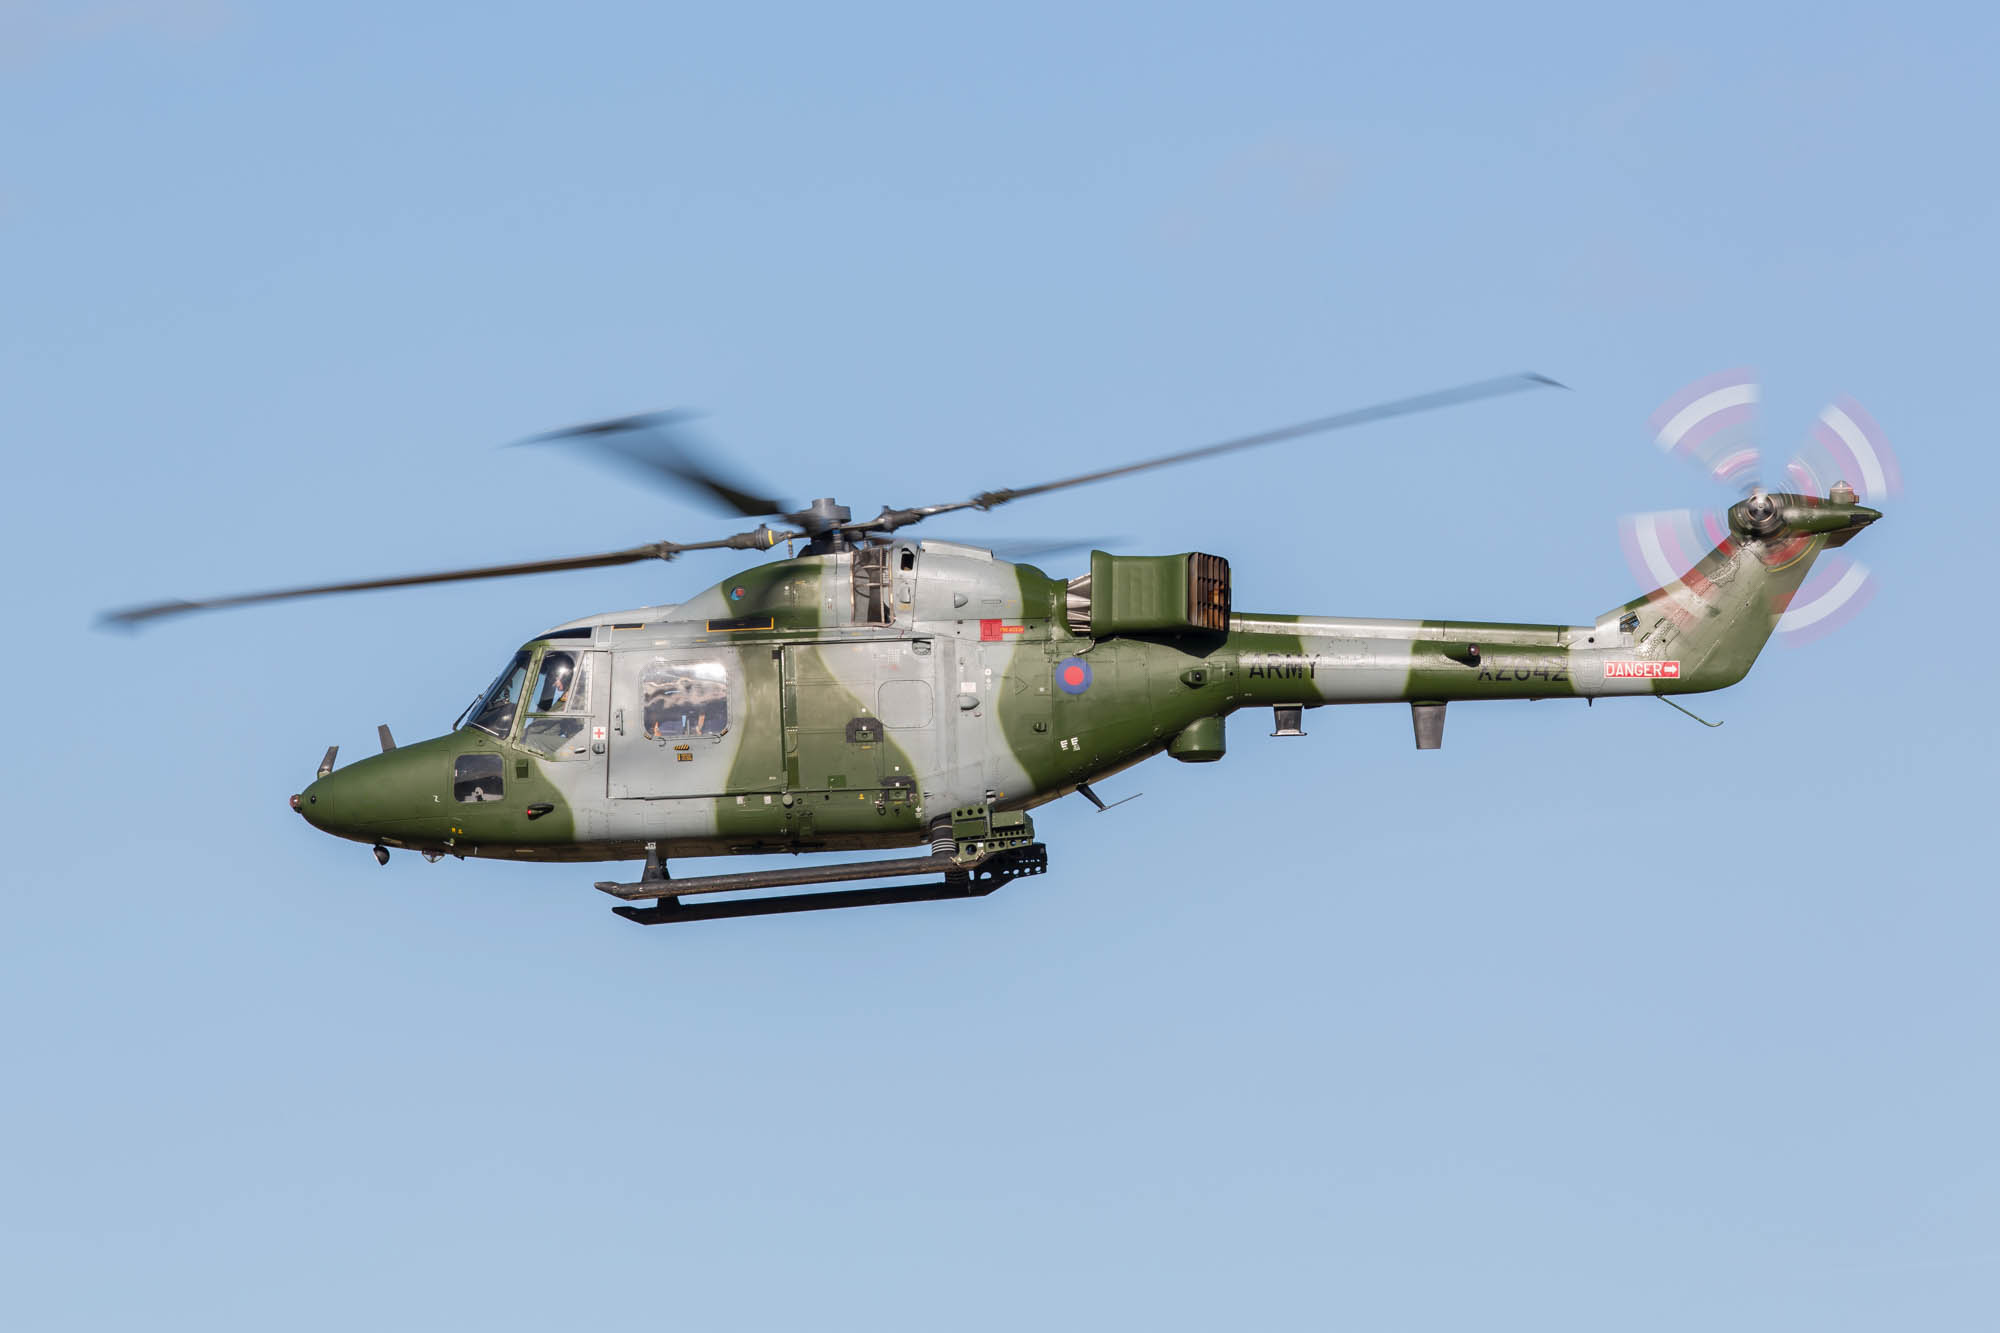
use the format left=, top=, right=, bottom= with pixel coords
left=1602, top=491, right=1881, bottom=693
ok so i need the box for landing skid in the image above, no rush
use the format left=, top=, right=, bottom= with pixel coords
left=597, top=843, right=1049, bottom=926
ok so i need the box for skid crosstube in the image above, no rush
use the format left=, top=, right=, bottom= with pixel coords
left=603, top=843, right=1049, bottom=926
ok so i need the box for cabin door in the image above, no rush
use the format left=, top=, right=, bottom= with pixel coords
left=607, top=651, right=749, bottom=799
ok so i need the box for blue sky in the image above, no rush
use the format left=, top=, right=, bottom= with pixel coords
left=4, top=4, right=1996, bottom=1329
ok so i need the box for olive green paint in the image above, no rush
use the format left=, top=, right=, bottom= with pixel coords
left=294, top=490, right=1880, bottom=875
left=300, top=730, right=578, bottom=855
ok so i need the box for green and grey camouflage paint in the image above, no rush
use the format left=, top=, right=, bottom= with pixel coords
left=297, top=491, right=1878, bottom=865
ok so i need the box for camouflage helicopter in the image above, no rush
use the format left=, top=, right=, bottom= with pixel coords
left=109, top=375, right=1883, bottom=925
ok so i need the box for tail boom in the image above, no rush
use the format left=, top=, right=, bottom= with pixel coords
left=1218, top=491, right=1880, bottom=707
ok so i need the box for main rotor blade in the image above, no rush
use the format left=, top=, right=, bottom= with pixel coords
left=936, top=536, right=1127, bottom=563
left=862, top=372, right=1564, bottom=531
left=518, top=410, right=787, bottom=518
left=102, top=530, right=786, bottom=629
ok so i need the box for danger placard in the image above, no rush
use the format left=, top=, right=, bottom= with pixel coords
left=1605, top=660, right=1682, bottom=679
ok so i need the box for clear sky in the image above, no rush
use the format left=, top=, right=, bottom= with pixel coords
left=5, top=4, right=1996, bottom=1329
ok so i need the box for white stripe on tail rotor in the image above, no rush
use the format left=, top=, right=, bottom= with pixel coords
left=1646, top=369, right=1763, bottom=491
left=1778, top=557, right=1875, bottom=640
left=1801, top=396, right=1902, bottom=503
left=1654, top=383, right=1759, bottom=452
left=1773, top=396, right=1900, bottom=642
left=1619, top=509, right=1723, bottom=592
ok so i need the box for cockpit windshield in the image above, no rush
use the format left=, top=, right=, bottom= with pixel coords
left=467, top=650, right=531, bottom=737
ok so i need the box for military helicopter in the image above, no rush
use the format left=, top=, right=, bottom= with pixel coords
left=108, top=374, right=1883, bottom=925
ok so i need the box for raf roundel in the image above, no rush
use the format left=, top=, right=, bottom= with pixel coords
left=1056, top=656, right=1092, bottom=695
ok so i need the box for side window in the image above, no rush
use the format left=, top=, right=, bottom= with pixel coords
left=639, top=658, right=730, bottom=739
left=532, top=651, right=590, bottom=713
left=454, top=753, right=505, bottom=802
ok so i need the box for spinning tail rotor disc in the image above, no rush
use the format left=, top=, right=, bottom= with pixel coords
left=1620, top=373, right=1902, bottom=644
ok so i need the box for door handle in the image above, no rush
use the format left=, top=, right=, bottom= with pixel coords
left=614, top=708, right=624, bottom=736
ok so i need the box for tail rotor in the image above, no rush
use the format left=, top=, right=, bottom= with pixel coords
left=1620, top=372, right=1901, bottom=644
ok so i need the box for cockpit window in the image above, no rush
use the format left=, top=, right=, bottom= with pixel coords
left=520, top=715, right=586, bottom=757
left=467, top=651, right=531, bottom=737
left=531, top=651, right=590, bottom=713
left=518, top=651, right=594, bottom=757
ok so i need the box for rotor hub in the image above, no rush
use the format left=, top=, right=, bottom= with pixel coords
left=794, top=497, right=856, bottom=553
left=1730, top=489, right=1787, bottom=540
left=798, top=497, right=852, bottom=535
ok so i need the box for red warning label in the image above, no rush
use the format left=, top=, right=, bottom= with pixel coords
left=1605, top=660, right=1682, bottom=679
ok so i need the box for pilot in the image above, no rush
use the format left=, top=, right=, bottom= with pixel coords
left=540, top=654, right=575, bottom=711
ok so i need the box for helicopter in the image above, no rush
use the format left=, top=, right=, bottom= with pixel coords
left=108, top=374, right=1883, bottom=925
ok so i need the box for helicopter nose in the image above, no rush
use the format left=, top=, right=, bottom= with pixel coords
left=295, top=775, right=333, bottom=829
left=295, top=763, right=365, bottom=833
left=292, top=744, right=443, bottom=842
